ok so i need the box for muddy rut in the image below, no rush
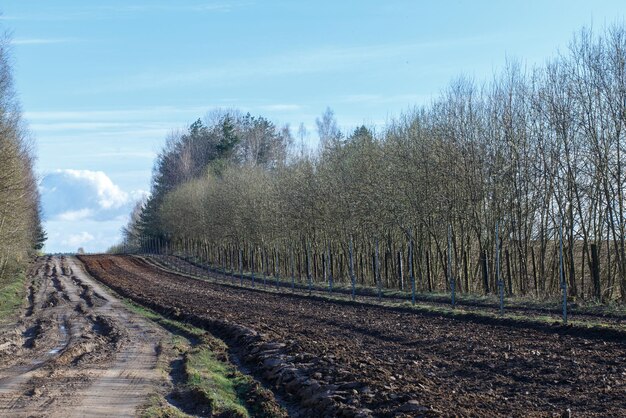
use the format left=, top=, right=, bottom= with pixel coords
left=0, top=256, right=165, bottom=417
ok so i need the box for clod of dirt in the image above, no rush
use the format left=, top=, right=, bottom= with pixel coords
left=25, top=387, right=43, bottom=397
left=395, top=400, right=429, bottom=413
left=22, top=321, right=43, bottom=349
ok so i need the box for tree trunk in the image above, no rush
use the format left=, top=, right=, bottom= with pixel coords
left=591, top=243, right=601, bottom=301
left=481, top=249, right=490, bottom=294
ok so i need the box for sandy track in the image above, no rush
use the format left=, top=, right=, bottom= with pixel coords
left=0, top=256, right=165, bottom=417
left=81, top=254, right=626, bottom=417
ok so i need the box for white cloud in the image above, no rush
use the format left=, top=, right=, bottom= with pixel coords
left=130, top=189, right=151, bottom=201
left=44, top=218, right=126, bottom=254
left=40, top=170, right=149, bottom=253
left=56, top=208, right=94, bottom=221
left=39, top=169, right=146, bottom=221
left=62, top=231, right=94, bottom=247
left=62, top=169, right=129, bottom=209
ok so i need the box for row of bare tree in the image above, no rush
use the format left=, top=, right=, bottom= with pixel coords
left=0, top=33, right=45, bottom=285
left=122, top=25, right=626, bottom=302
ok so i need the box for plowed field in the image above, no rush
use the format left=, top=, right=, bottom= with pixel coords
left=79, top=254, right=626, bottom=417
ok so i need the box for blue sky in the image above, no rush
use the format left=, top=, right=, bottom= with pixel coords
left=2, top=0, right=624, bottom=253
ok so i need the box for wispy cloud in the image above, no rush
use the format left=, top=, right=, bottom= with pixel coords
left=26, top=104, right=302, bottom=139
left=29, top=121, right=174, bottom=133
left=30, top=122, right=135, bottom=132
left=339, top=93, right=433, bottom=105
left=24, top=106, right=210, bottom=122
left=101, top=2, right=248, bottom=14
left=25, top=107, right=195, bottom=144
left=89, top=151, right=156, bottom=159
left=89, top=35, right=499, bottom=93
left=11, top=38, right=77, bottom=45
left=258, top=104, right=302, bottom=112
left=3, top=2, right=251, bottom=21
left=4, top=11, right=94, bottom=22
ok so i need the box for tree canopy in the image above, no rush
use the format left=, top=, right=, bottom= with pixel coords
left=121, top=24, right=626, bottom=302
left=0, top=32, right=45, bottom=282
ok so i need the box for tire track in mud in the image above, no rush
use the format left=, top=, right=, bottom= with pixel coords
left=0, top=256, right=166, bottom=417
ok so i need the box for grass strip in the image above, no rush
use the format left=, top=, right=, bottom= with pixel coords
left=0, top=271, right=26, bottom=323
left=118, top=296, right=285, bottom=418
left=185, top=339, right=249, bottom=417
left=141, top=394, right=190, bottom=418
left=123, top=300, right=250, bottom=417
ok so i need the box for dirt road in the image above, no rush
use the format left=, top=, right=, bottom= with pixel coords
left=0, top=256, right=165, bottom=417
left=81, top=254, right=626, bottom=417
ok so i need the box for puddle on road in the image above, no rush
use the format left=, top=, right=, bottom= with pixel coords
left=47, top=323, right=68, bottom=355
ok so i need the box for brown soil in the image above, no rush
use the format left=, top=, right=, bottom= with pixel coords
left=149, top=254, right=626, bottom=326
left=79, top=254, right=626, bottom=418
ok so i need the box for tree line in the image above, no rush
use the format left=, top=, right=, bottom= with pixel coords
left=122, top=25, right=626, bottom=303
left=0, top=32, right=45, bottom=286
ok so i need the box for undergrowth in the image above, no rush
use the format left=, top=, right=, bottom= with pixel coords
left=0, top=270, right=26, bottom=323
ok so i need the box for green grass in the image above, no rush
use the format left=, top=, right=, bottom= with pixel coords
left=122, top=300, right=250, bottom=416
left=122, top=300, right=205, bottom=340
left=183, top=338, right=286, bottom=418
left=385, top=297, right=626, bottom=336
left=0, top=271, right=27, bottom=323
left=185, top=344, right=249, bottom=417
left=118, top=297, right=288, bottom=418
left=141, top=394, right=191, bottom=418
